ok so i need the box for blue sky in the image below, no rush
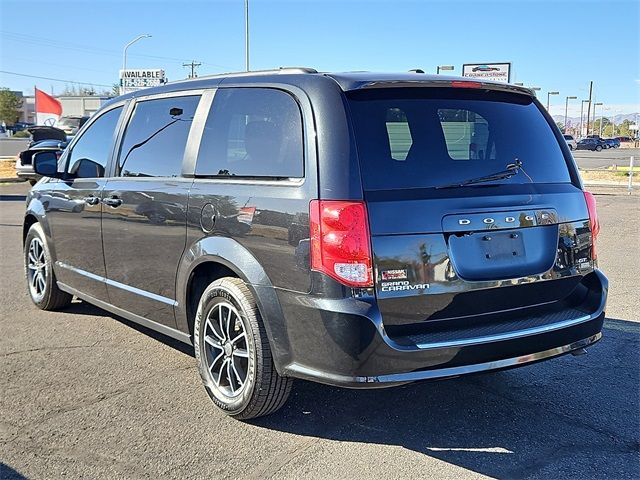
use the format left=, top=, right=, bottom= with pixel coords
left=1, top=0, right=638, bottom=117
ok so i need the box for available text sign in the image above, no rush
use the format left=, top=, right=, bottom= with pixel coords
left=120, top=69, right=167, bottom=93
left=462, top=63, right=511, bottom=83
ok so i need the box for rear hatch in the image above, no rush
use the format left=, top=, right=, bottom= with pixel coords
left=346, top=85, right=597, bottom=340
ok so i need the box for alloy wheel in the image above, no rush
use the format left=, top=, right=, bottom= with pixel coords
left=27, top=237, right=47, bottom=301
left=203, top=301, right=250, bottom=399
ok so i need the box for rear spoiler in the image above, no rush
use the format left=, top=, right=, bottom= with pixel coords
left=355, top=79, right=535, bottom=97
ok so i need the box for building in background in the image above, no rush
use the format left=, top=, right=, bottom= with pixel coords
left=18, top=94, right=111, bottom=123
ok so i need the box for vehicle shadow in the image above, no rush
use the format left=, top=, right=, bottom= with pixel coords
left=252, top=317, right=640, bottom=478
left=67, top=300, right=194, bottom=357
left=0, top=463, right=28, bottom=480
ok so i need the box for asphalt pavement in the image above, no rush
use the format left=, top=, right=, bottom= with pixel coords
left=0, top=182, right=638, bottom=479
left=0, top=138, right=29, bottom=158
left=572, top=147, right=638, bottom=170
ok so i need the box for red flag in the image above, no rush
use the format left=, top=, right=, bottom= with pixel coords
left=35, top=88, right=62, bottom=126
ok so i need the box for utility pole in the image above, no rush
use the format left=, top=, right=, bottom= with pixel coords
left=585, top=81, right=593, bottom=136
left=182, top=60, right=202, bottom=78
left=245, top=0, right=250, bottom=71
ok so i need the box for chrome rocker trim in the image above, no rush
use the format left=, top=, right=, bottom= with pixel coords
left=57, top=282, right=192, bottom=345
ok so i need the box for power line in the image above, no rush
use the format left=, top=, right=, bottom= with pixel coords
left=0, top=70, right=112, bottom=88
left=1, top=30, right=233, bottom=70
left=182, top=60, right=202, bottom=78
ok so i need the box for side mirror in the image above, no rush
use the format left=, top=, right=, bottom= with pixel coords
left=32, top=151, right=62, bottom=178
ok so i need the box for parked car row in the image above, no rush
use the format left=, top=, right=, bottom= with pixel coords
left=574, top=136, right=621, bottom=151
left=5, top=122, right=35, bottom=135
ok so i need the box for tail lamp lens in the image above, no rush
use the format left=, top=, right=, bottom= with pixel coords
left=310, top=200, right=373, bottom=287
left=584, top=191, right=599, bottom=260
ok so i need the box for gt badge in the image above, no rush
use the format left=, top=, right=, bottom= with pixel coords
left=381, top=269, right=408, bottom=281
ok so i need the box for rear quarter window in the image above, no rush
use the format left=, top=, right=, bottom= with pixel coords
left=195, top=88, right=304, bottom=178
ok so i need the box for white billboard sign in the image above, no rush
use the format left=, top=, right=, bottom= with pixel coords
left=119, top=69, right=167, bottom=94
left=462, top=63, right=511, bottom=83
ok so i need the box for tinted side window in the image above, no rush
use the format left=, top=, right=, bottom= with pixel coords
left=386, top=108, right=412, bottom=161
left=118, top=95, right=200, bottom=177
left=438, top=108, right=495, bottom=161
left=68, top=106, right=123, bottom=178
left=196, top=88, right=303, bottom=178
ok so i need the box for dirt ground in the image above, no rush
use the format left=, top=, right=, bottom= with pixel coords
left=0, top=160, right=17, bottom=179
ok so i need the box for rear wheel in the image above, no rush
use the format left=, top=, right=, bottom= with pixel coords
left=194, top=277, right=292, bottom=420
left=24, top=223, right=72, bottom=310
left=595, top=145, right=602, bottom=151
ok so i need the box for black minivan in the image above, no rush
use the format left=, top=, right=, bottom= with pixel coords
left=25, top=69, right=607, bottom=419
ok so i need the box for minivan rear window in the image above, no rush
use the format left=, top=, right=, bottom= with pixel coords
left=347, top=88, right=571, bottom=190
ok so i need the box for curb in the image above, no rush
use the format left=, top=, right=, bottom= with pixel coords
left=0, top=177, right=26, bottom=183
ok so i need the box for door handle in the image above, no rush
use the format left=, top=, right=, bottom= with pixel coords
left=103, top=196, right=122, bottom=207
left=83, top=196, right=100, bottom=206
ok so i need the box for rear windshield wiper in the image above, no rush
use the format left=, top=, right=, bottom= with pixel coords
left=435, top=159, right=523, bottom=189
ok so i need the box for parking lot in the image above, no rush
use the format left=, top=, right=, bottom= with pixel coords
left=572, top=147, right=638, bottom=170
left=0, top=182, right=638, bottom=479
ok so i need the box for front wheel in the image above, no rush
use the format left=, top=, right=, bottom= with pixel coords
left=24, top=223, right=72, bottom=310
left=194, top=277, right=293, bottom=420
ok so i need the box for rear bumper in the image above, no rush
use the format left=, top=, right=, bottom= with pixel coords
left=15, top=162, right=39, bottom=180
left=273, top=269, right=607, bottom=388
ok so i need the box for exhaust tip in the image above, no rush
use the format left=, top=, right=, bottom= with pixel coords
left=571, top=348, right=588, bottom=357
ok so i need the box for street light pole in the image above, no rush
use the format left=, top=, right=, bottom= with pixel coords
left=245, top=0, right=249, bottom=71
left=436, top=65, right=454, bottom=74
left=611, top=117, right=615, bottom=137
left=121, top=34, right=151, bottom=95
left=546, top=91, right=559, bottom=111
left=564, top=96, right=577, bottom=133
left=592, top=102, right=603, bottom=136
left=579, top=100, right=589, bottom=138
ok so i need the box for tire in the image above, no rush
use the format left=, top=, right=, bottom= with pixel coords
left=194, top=277, right=292, bottom=420
left=24, top=223, right=72, bottom=310
left=595, top=145, right=602, bottom=151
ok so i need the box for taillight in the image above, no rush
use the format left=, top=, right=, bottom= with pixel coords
left=310, top=200, right=373, bottom=287
left=584, top=191, right=599, bottom=260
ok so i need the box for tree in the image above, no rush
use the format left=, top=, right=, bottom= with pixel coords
left=618, top=119, right=633, bottom=138
left=556, top=121, right=565, bottom=132
left=0, top=88, right=22, bottom=125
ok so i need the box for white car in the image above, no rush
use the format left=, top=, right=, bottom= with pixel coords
left=563, top=134, right=577, bottom=150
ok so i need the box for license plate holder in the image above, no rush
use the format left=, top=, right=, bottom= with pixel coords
left=480, top=231, right=525, bottom=261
